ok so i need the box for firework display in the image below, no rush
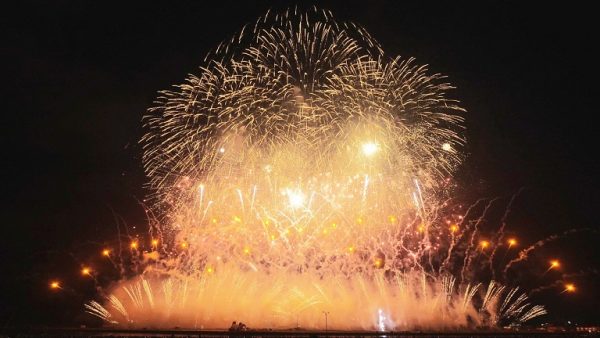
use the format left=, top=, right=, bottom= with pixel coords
left=80, top=8, right=558, bottom=330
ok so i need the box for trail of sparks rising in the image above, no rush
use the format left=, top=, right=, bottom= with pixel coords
left=86, top=7, right=549, bottom=330
left=488, top=189, right=525, bottom=280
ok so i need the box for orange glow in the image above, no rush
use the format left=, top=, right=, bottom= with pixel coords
left=181, top=242, right=188, bottom=249
left=480, top=240, right=489, bottom=249
left=151, top=239, right=159, bottom=247
left=243, top=247, right=251, bottom=255
left=348, top=246, right=355, bottom=253
left=544, top=259, right=561, bottom=274
left=449, top=224, right=459, bottom=233
left=564, top=283, right=575, bottom=292
left=507, top=238, right=517, bottom=246
left=81, top=267, right=91, bottom=276
left=50, top=281, right=60, bottom=289
left=102, top=249, right=110, bottom=257
left=374, top=258, right=383, bottom=268
left=130, top=241, right=138, bottom=249
left=206, top=266, right=214, bottom=273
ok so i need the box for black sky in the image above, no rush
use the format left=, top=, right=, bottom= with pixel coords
left=2, top=1, right=599, bottom=328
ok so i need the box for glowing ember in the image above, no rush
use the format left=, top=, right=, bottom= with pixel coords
left=480, top=240, right=490, bottom=249
left=361, top=141, right=380, bottom=157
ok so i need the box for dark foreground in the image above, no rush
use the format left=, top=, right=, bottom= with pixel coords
left=1, top=329, right=597, bottom=338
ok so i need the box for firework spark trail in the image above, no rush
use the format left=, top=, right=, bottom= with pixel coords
left=529, top=269, right=599, bottom=295
left=461, top=198, right=501, bottom=282
left=461, top=283, right=481, bottom=310
left=503, top=228, right=590, bottom=278
left=88, top=7, right=551, bottom=330
left=528, top=278, right=570, bottom=296
left=108, top=295, right=129, bottom=320
left=85, top=301, right=117, bottom=324
left=481, top=281, right=504, bottom=315
left=440, top=197, right=486, bottom=274
left=488, top=188, right=525, bottom=280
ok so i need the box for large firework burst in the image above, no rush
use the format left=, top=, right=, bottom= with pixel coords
left=85, top=8, right=549, bottom=330
left=141, top=7, right=464, bottom=207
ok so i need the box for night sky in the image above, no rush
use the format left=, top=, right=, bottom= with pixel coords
left=2, top=1, right=599, bottom=328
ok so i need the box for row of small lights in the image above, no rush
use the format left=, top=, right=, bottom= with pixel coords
left=49, top=236, right=576, bottom=294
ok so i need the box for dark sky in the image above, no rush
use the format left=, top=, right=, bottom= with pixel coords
left=2, top=1, right=599, bottom=328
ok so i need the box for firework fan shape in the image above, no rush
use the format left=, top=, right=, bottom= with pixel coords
left=87, top=7, right=548, bottom=330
